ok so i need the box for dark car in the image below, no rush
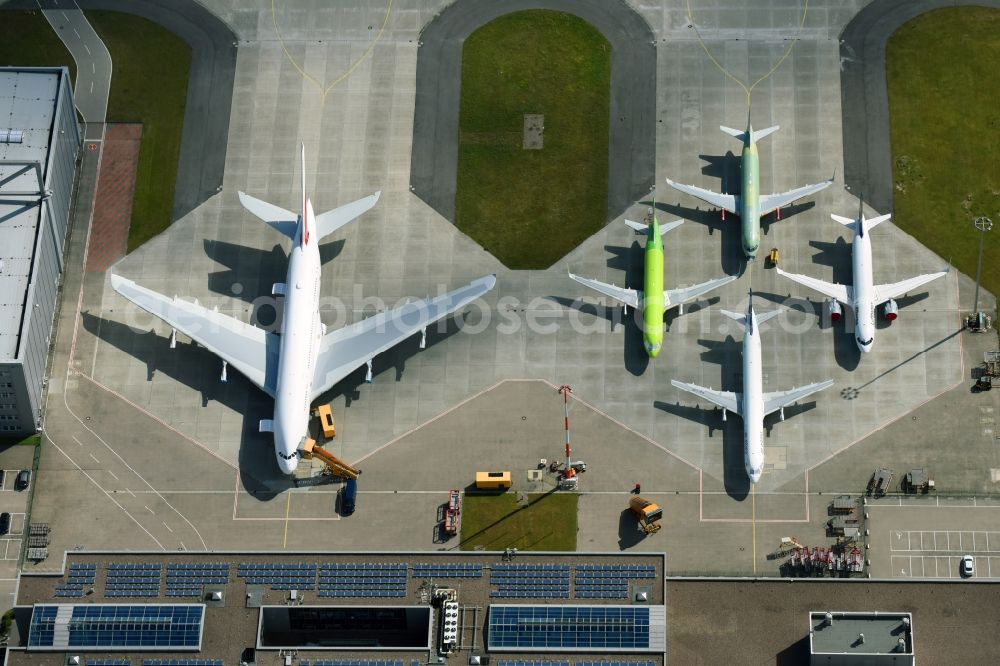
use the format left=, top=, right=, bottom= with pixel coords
left=0, top=513, right=9, bottom=535
left=14, top=469, right=30, bottom=491
left=340, top=478, right=357, bottom=516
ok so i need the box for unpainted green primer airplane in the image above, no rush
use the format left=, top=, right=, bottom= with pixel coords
left=569, top=213, right=736, bottom=357
left=666, top=116, right=834, bottom=259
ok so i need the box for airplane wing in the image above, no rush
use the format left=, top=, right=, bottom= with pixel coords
left=663, top=275, right=738, bottom=312
left=758, top=178, right=833, bottom=215
left=310, top=275, right=496, bottom=400
left=110, top=275, right=279, bottom=397
left=775, top=268, right=851, bottom=304
left=762, top=379, right=834, bottom=417
left=671, top=380, right=741, bottom=416
left=665, top=178, right=738, bottom=213
left=873, top=271, right=948, bottom=305
left=568, top=273, right=640, bottom=309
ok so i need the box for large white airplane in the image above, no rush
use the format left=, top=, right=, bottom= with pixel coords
left=776, top=201, right=948, bottom=353
left=111, top=146, right=496, bottom=474
left=671, top=292, right=833, bottom=484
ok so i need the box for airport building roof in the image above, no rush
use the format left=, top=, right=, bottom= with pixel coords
left=9, top=551, right=667, bottom=665
left=0, top=68, right=61, bottom=361
left=810, top=611, right=913, bottom=663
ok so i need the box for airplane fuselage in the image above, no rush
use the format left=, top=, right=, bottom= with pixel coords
left=741, top=312, right=765, bottom=483
left=642, top=219, right=665, bottom=357
left=272, top=198, right=321, bottom=474
left=739, top=141, right=761, bottom=259
left=851, top=226, right=876, bottom=353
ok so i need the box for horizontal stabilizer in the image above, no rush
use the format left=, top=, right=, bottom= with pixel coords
left=719, top=309, right=747, bottom=329
left=720, top=124, right=779, bottom=144
left=756, top=309, right=782, bottom=326
left=238, top=191, right=298, bottom=239
left=315, top=191, right=381, bottom=240
left=624, top=219, right=648, bottom=233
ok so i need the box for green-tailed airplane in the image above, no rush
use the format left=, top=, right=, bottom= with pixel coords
left=569, top=214, right=736, bottom=357
left=666, top=116, right=833, bottom=259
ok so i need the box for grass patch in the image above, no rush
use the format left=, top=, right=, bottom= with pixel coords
left=887, top=7, right=1000, bottom=301
left=0, top=10, right=76, bottom=84
left=455, top=10, right=610, bottom=269
left=460, top=491, right=577, bottom=551
left=86, top=11, right=191, bottom=251
left=0, top=434, right=40, bottom=447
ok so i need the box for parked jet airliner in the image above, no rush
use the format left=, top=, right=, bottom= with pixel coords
left=111, top=146, right=496, bottom=474
left=666, top=115, right=833, bottom=258
left=776, top=200, right=947, bottom=353
left=671, top=293, right=833, bottom=484
left=569, top=212, right=736, bottom=357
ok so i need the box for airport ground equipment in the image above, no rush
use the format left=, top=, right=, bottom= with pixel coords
left=443, top=489, right=462, bottom=536
left=475, top=471, right=511, bottom=490
left=867, top=467, right=893, bottom=498
left=557, top=385, right=582, bottom=490
left=903, top=468, right=934, bottom=494
left=768, top=247, right=780, bottom=267
left=301, top=438, right=360, bottom=480
left=974, top=351, right=1000, bottom=391
left=629, top=496, right=662, bottom=534
left=313, top=404, right=336, bottom=439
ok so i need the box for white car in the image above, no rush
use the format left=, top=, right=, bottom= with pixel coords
left=960, top=555, right=975, bottom=577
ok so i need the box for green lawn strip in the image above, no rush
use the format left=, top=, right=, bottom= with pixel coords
left=0, top=10, right=76, bottom=84
left=86, top=11, right=191, bottom=252
left=887, top=7, right=1000, bottom=302
left=0, top=434, right=40, bottom=447
left=460, top=491, right=577, bottom=551
left=455, top=10, right=610, bottom=269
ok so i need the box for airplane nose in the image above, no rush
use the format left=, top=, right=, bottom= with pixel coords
left=748, top=467, right=762, bottom=484
left=277, top=452, right=298, bottom=475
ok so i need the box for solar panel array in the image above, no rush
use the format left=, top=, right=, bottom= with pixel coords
left=411, top=563, right=483, bottom=578
left=142, top=660, right=222, bottom=666
left=166, top=563, right=229, bottom=598
left=497, top=661, right=570, bottom=666
left=86, top=660, right=130, bottom=666
left=309, top=661, right=406, bottom=666
left=490, top=563, right=570, bottom=599
left=27, top=604, right=204, bottom=650
left=238, top=563, right=317, bottom=591
left=56, top=563, right=96, bottom=598
left=488, top=606, right=651, bottom=651
left=575, top=662, right=657, bottom=666
left=105, top=563, right=162, bottom=598
left=574, top=564, right=656, bottom=599
left=317, top=563, right=407, bottom=598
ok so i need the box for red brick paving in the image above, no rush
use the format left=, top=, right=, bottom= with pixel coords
left=85, top=123, right=143, bottom=273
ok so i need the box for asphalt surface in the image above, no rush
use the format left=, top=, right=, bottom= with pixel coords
left=11, top=0, right=238, bottom=223
left=38, top=0, right=111, bottom=140
left=839, top=0, right=1000, bottom=214
left=410, top=0, right=656, bottom=223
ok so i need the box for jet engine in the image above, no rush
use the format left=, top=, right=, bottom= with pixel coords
left=827, top=299, right=842, bottom=322
left=884, top=299, right=899, bottom=321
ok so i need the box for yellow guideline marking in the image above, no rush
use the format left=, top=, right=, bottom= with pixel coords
left=283, top=491, right=292, bottom=548
left=751, top=484, right=757, bottom=574
left=685, top=0, right=811, bottom=110
left=271, top=0, right=394, bottom=107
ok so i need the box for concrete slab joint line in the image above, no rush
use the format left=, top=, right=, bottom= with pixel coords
left=839, top=0, right=1000, bottom=214
left=410, top=0, right=656, bottom=225
left=16, top=0, right=239, bottom=223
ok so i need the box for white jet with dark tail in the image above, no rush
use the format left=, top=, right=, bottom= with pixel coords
left=111, top=145, right=497, bottom=474
left=671, top=291, right=833, bottom=483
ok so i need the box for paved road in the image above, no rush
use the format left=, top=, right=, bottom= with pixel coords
left=839, top=0, right=1000, bottom=213
left=39, top=0, right=111, bottom=142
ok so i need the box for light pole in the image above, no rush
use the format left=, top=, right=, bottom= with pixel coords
left=973, top=216, right=993, bottom=316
